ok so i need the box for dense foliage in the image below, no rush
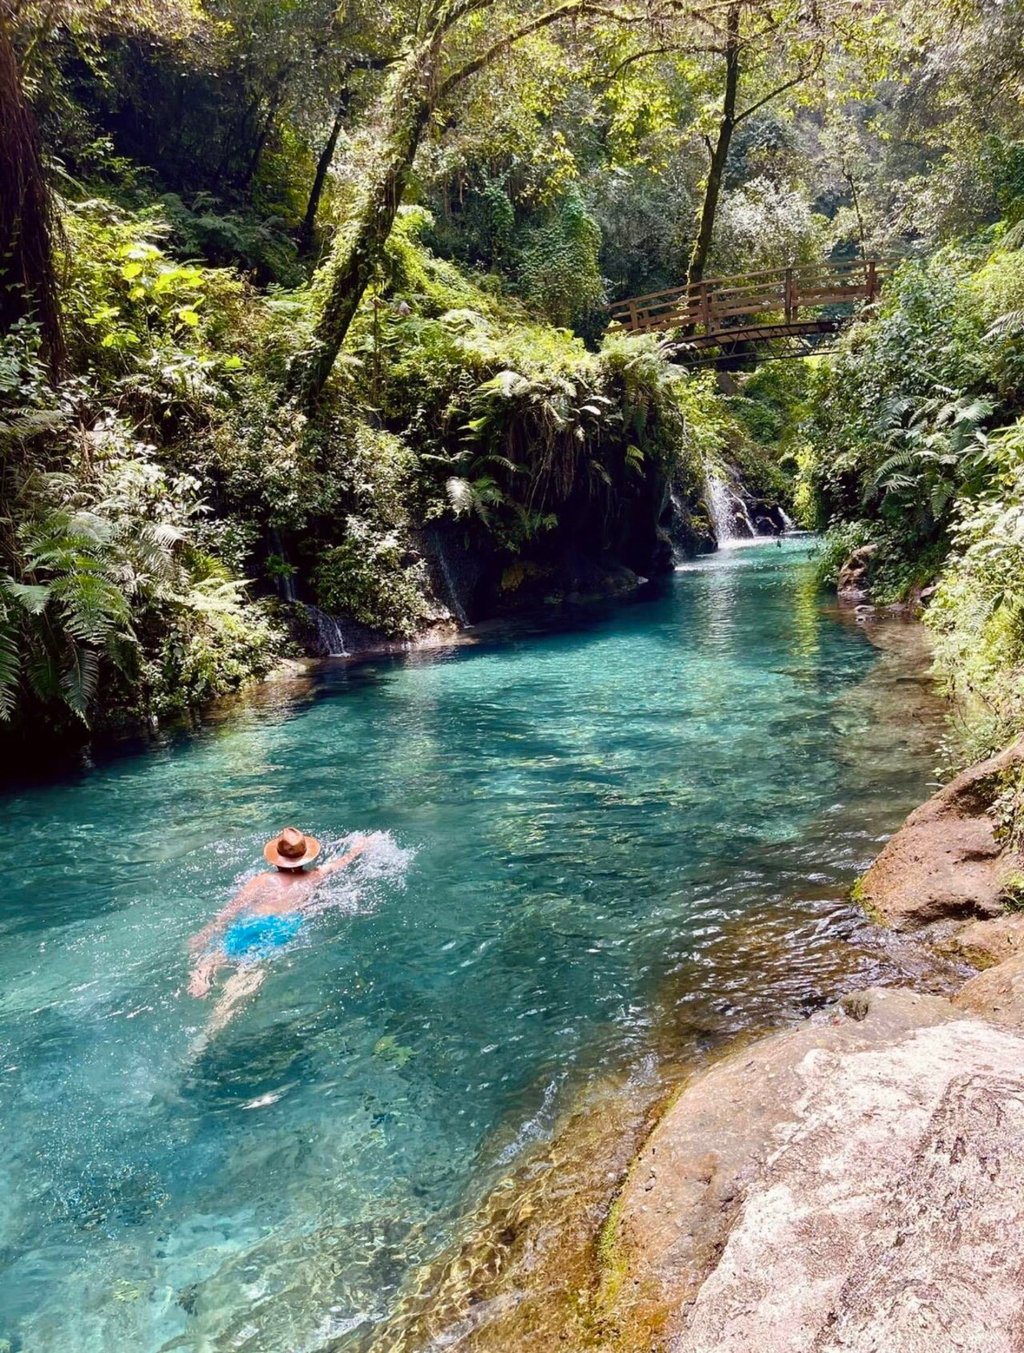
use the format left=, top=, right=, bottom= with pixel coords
left=802, top=232, right=1024, bottom=763
left=6, top=0, right=1024, bottom=755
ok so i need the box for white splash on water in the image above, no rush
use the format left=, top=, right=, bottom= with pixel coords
left=305, top=829, right=415, bottom=921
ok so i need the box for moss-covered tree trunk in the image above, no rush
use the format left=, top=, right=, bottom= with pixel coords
left=0, top=22, right=63, bottom=373
left=687, top=1, right=740, bottom=289
left=293, top=38, right=443, bottom=410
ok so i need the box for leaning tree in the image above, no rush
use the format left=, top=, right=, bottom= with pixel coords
left=292, top=0, right=663, bottom=410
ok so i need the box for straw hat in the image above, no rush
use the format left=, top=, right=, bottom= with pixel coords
left=264, top=826, right=321, bottom=869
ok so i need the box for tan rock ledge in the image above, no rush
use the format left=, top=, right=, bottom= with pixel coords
left=857, top=739, right=1024, bottom=930
left=606, top=986, right=1024, bottom=1353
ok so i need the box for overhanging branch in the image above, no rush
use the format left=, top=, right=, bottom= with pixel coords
left=437, top=0, right=626, bottom=99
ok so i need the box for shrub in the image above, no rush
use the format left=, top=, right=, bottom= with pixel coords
left=312, top=522, right=430, bottom=638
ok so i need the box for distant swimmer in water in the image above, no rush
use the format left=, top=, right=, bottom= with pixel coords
left=188, top=827, right=367, bottom=1035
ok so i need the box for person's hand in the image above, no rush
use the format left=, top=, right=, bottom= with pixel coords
left=189, top=963, right=213, bottom=998
left=188, top=928, right=211, bottom=955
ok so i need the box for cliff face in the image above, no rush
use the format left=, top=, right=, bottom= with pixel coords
left=420, top=452, right=681, bottom=624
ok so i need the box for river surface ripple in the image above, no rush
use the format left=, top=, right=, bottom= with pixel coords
left=0, top=539, right=946, bottom=1351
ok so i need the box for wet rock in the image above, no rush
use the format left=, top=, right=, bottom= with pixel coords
left=837, top=543, right=878, bottom=602
left=954, top=952, right=1024, bottom=1029
left=608, top=986, right=1024, bottom=1352
left=856, top=739, right=1024, bottom=930
left=941, top=912, right=1024, bottom=969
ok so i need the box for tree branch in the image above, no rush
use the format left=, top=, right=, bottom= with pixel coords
left=733, top=48, right=824, bottom=124
left=436, top=0, right=625, bottom=99
left=603, top=41, right=709, bottom=82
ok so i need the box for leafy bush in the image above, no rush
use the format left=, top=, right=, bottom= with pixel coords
left=927, top=418, right=1024, bottom=753
left=812, top=520, right=874, bottom=587
left=517, top=186, right=606, bottom=331
left=312, top=522, right=430, bottom=638
left=0, top=322, right=284, bottom=734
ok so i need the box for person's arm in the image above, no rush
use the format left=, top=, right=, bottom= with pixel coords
left=317, top=836, right=370, bottom=879
left=188, top=878, right=259, bottom=954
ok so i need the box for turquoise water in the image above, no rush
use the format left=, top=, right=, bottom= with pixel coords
left=0, top=540, right=941, bottom=1352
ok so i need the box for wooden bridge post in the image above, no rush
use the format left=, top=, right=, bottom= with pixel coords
left=700, top=282, right=713, bottom=334
left=784, top=266, right=794, bottom=324
left=628, top=299, right=639, bottom=331
left=866, top=259, right=878, bottom=303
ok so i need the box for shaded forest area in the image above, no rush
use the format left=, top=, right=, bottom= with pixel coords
left=3, top=0, right=1024, bottom=764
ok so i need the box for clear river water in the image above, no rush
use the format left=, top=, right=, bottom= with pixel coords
left=0, top=539, right=945, bottom=1352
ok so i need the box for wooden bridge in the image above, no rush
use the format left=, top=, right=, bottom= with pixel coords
left=608, top=259, right=886, bottom=362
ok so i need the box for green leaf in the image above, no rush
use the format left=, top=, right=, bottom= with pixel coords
left=4, top=579, right=50, bottom=615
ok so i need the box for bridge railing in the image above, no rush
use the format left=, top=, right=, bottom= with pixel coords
left=608, top=259, right=887, bottom=338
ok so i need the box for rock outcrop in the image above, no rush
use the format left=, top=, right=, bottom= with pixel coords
left=954, top=952, right=1024, bottom=1030
left=836, top=543, right=878, bottom=602
left=857, top=739, right=1024, bottom=929
left=606, top=986, right=1024, bottom=1353
left=941, top=911, right=1024, bottom=968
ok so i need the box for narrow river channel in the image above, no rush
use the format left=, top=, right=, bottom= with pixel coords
left=0, top=538, right=944, bottom=1351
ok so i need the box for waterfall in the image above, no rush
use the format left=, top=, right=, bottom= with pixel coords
left=668, top=489, right=685, bottom=564
left=706, top=470, right=755, bottom=546
left=420, top=524, right=473, bottom=626
left=433, top=539, right=469, bottom=625
left=305, top=605, right=349, bottom=657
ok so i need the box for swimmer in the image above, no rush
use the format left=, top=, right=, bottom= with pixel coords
left=187, top=828, right=367, bottom=1035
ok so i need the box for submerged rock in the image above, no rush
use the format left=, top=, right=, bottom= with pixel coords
left=857, top=739, right=1024, bottom=929
left=607, top=986, right=1024, bottom=1353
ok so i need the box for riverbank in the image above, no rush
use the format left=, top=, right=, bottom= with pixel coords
left=373, top=607, right=1024, bottom=1352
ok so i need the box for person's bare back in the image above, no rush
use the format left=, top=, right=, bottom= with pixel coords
left=186, top=828, right=368, bottom=1032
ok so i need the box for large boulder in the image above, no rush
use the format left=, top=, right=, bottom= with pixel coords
left=856, top=739, right=1024, bottom=929
left=837, top=543, right=878, bottom=602
left=607, top=986, right=1024, bottom=1353
left=954, top=952, right=1024, bottom=1029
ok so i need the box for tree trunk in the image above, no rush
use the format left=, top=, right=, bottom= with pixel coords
left=299, top=97, right=347, bottom=253
left=687, top=2, right=740, bottom=290
left=293, top=38, right=442, bottom=411
left=0, top=22, right=63, bottom=374
left=242, top=75, right=288, bottom=191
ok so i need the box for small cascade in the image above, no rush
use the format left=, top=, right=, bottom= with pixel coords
left=420, top=525, right=475, bottom=626
left=779, top=506, right=795, bottom=532
left=706, top=470, right=755, bottom=545
left=305, top=605, right=349, bottom=657
left=667, top=488, right=692, bottom=564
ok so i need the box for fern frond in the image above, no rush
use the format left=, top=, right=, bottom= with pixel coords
left=0, top=611, right=20, bottom=721
left=60, top=644, right=100, bottom=721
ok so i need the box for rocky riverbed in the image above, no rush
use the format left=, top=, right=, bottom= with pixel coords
left=602, top=746, right=1024, bottom=1352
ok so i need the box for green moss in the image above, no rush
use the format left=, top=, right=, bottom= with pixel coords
left=850, top=873, right=886, bottom=925
left=1000, top=871, right=1024, bottom=912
